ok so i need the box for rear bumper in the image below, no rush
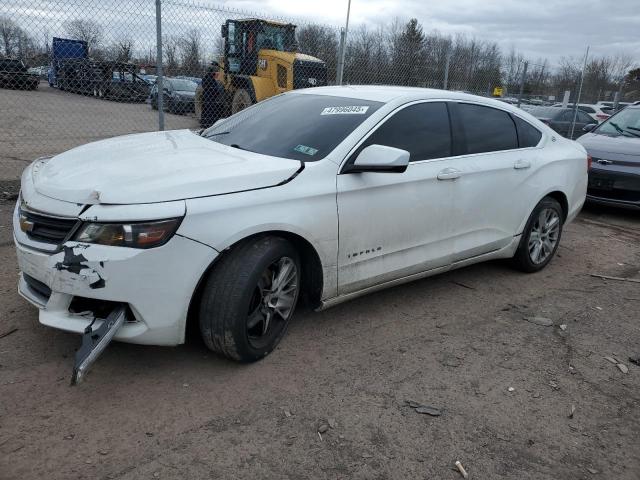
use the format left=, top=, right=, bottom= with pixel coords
left=15, top=233, right=218, bottom=346
left=587, top=168, right=640, bottom=209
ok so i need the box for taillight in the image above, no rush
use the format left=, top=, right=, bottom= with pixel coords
left=596, top=114, right=610, bottom=120
left=587, top=154, right=592, bottom=171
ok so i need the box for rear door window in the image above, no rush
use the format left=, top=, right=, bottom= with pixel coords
left=353, top=102, right=452, bottom=162
left=457, top=103, right=518, bottom=154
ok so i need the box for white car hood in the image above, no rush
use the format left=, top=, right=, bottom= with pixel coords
left=31, top=129, right=302, bottom=204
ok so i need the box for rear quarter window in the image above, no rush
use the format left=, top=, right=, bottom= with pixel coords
left=512, top=116, right=542, bottom=147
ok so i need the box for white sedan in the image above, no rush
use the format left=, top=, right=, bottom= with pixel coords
left=13, top=86, right=588, bottom=380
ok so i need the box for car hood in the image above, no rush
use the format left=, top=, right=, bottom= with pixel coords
left=578, top=132, right=640, bottom=158
left=31, top=129, right=302, bottom=205
left=174, top=90, right=196, bottom=98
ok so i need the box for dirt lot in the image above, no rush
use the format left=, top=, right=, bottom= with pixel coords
left=1, top=84, right=640, bottom=480
left=0, top=195, right=639, bottom=479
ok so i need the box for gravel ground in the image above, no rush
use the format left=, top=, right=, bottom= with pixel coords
left=1, top=85, right=639, bottom=480
left=1, top=198, right=639, bottom=479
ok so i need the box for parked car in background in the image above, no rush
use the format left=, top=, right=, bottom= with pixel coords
left=150, top=77, right=198, bottom=114
left=578, top=104, right=640, bottom=209
left=141, top=74, right=157, bottom=85
left=175, top=75, right=202, bottom=85
left=597, top=101, right=632, bottom=112
left=524, top=106, right=596, bottom=139
left=27, top=66, right=48, bottom=79
left=13, top=86, right=587, bottom=381
left=552, top=103, right=611, bottom=123
left=0, top=58, right=39, bottom=90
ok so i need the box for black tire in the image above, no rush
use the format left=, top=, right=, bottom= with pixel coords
left=199, top=236, right=301, bottom=362
left=512, top=196, right=564, bottom=273
left=231, top=88, right=253, bottom=114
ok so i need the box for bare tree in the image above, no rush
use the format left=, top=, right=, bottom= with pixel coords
left=64, top=19, right=103, bottom=54
left=179, top=29, right=202, bottom=76
left=0, top=16, right=20, bottom=56
left=163, top=35, right=179, bottom=75
left=296, top=24, right=338, bottom=81
left=116, top=38, right=134, bottom=62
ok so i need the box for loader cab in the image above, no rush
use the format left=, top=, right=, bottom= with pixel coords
left=221, top=19, right=296, bottom=76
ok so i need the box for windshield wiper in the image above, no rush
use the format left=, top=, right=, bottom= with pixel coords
left=608, top=121, right=624, bottom=134
left=230, top=144, right=245, bottom=150
left=205, top=131, right=231, bottom=137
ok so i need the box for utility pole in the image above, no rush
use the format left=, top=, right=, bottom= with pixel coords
left=336, top=0, right=351, bottom=86
left=569, top=45, right=589, bottom=140
left=443, top=52, right=451, bottom=90
left=155, top=0, right=165, bottom=131
left=517, top=61, right=528, bottom=108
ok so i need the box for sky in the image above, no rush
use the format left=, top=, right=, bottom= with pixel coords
left=222, top=0, right=640, bottom=64
left=3, top=0, right=639, bottom=68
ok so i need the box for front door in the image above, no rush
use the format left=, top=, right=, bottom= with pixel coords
left=336, top=101, right=456, bottom=294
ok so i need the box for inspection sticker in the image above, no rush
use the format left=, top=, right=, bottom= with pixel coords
left=294, top=144, right=319, bottom=156
left=321, top=106, right=370, bottom=115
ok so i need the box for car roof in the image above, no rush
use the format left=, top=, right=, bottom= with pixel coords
left=295, top=85, right=525, bottom=112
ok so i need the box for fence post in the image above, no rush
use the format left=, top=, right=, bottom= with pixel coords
left=155, top=0, right=165, bottom=131
left=336, top=28, right=345, bottom=85
left=570, top=45, right=589, bottom=140
left=516, top=61, right=528, bottom=108
left=336, top=0, right=351, bottom=86
left=443, top=53, right=450, bottom=90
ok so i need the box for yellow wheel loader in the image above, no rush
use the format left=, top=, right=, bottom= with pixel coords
left=219, top=18, right=327, bottom=115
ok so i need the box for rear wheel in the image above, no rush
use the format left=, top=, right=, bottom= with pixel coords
left=199, top=236, right=301, bottom=362
left=231, top=88, right=252, bottom=114
left=512, top=197, right=563, bottom=272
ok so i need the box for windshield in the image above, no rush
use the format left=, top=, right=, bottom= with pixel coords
left=203, top=94, right=383, bottom=161
left=169, top=79, right=197, bottom=92
left=257, top=25, right=290, bottom=51
left=595, top=107, right=640, bottom=138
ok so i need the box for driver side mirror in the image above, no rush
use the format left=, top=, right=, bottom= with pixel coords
left=583, top=123, right=597, bottom=132
left=343, top=144, right=410, bottom=174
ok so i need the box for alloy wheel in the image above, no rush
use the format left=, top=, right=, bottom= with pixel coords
left=246, top=257, right=299, bottom=349
left=528, top=208, right=560, bottom=264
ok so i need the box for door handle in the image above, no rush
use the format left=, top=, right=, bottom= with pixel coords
left=437, top=168, right=462, bottom=180
left=514, top=160, right=531, bottom=170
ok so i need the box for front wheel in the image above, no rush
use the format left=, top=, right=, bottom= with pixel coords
left=199, top=236, right=301, bottom=362
left=231, top=88, right=252, bottom=114
left=512, top=197, right=563, bottom=272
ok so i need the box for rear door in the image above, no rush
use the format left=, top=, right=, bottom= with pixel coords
left=336, top=101, right=457, bottom=294
left=445, top=102, right=543, bottom=262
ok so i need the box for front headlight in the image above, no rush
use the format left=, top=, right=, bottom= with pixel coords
left=73, top=218, right=182, bottom=249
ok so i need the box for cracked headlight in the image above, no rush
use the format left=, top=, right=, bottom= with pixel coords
left=73, top=218, right=182, bottom=249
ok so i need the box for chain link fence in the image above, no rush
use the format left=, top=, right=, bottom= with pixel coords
left=1, top=0, right=638, bottom=179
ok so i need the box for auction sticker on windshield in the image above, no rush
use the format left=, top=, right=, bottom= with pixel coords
left=321, top=106, right=370, bottom=115
left=294, top=144, right=319, bottom=156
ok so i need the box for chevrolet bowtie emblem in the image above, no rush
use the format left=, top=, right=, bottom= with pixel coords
left=595, top=158, right=613, bottom=165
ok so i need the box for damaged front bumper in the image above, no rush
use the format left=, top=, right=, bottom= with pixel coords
left=13, top=199, right=218, bottom=381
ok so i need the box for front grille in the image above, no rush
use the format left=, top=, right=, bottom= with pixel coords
left=23, top=273, right=52, bottom=300
left=293, top=60, right=327, bottom=90
left=21, top=209, right=78, bottom=244
left=588, top=169, right=640, bottom=203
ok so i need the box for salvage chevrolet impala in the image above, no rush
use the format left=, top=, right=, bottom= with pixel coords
left=13, top=86, right=588, bottom=382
